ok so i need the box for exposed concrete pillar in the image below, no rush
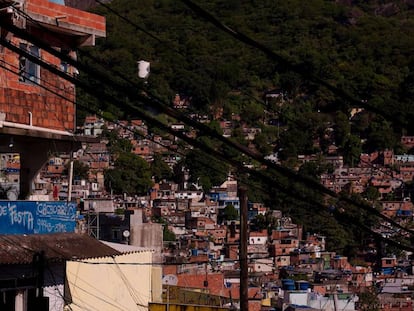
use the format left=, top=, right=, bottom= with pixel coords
left=0, top=130, right=94, bottom=199
left=15, top=290, right=27, bottom=311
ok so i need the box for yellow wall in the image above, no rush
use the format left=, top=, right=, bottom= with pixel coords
left=152, top=265, right=163, bottom=303
left=66, top=252, right=156, bottom=311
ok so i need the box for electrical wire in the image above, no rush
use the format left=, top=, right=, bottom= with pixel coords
left=0, top=28, right=410, bottom=256
left=111, top=255, right=150, bottom=308
left=0, top=4, right=406, bottom=308
left=65, top=262, right=147, bottom=310
left=1, top=5, right=413, bottom=250
left=1, top=22, right=411, bottom=242
left=0, top=49, right=281, bottom=220
left=91, top=0, right=413, bottom=203
left=86, top=0, right=414, bottom=250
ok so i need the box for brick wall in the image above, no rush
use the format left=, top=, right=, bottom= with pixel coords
left=0, top=0, right=105, bottom=132
left=0, top=36, right=75, bottom=130
left=26, top=0, right=105, bottom=34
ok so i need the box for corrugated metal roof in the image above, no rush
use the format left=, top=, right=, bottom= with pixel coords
left=100, top=240, right=154, bottom=253
left=0, top=233, right=120, bottom=264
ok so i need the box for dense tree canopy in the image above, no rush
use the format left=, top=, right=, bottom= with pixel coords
left=151, top=153, right=173, bottom=182
left=80, top=1, right=413, bottom=127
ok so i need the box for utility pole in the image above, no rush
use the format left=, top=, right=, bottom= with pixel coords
left=239, top=187, right=248, bottom=311
left=67, top=157, right=73, bottom=202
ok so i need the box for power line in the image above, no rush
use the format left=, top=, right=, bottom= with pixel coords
left=0, top=34, right=402, bottom=246
left=1, top=9, right=413, bottom=244
left=90, top=0, right=411, bottom=201
left=87, top=0, right=414, bottom=226
left=73, top=0, right=413, bottom=233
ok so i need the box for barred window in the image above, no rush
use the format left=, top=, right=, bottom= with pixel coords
left=19, top=43, right=40, bottom=85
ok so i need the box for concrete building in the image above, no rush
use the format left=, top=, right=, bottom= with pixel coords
left=65, top=250, right=161, bottom=311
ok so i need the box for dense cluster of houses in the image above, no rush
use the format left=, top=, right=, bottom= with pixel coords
left=5, top=111, right=412, bottom=310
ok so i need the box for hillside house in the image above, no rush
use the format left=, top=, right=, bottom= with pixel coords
left=188, top=216, right=216, bottom=231
left=131, top=139, right=152, bottom=160
left=249, top=230, right=268, bottom=245
left=172, top=94, right=190, bottom=109
left=269, top=236, right=300, bottom=258
left=381, top=200, right=414, bottom=218
left=130, top=119, right=148, bottom=136
left=401, top=136, right=414, bottom=150
left=83, top=115, right=104, bottom=136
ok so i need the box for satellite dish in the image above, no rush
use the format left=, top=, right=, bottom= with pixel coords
left=7, top=189, right=18, bottom=201
left=123, top=230, right=130, bottom=238
left=162, top=274, right=178, bottom=286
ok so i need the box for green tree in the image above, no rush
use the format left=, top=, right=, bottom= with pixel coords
left=358, top=286, right=380, bottom=311
left=363, top=185, right=380, bottom=201
left=101, top=128, right=132, bottom=154
left=222, top=204, right=239, bottom=221
left=342, top=134, right=362, bottom=167
left=242, top=101, right=264, bottom=125
left=298, top=159, right=329, bottom=181
left=64, top=160, right=89, bottom=181
left=163, top=226, right=176, bottom=242
left=334, top=111, right=351, bottom=148
left=184, top=149, right=228, bottom=191
left=250, top=212, right=279, bottom=232
left=364, top=117, right=397, bottom=153
left=254, top=132, right=273, bottom=155
left=104, top=152, right=153, bottom=195
left=151, top=154, right=172, bottom=182
left=251, top=214, right=267, bottom=231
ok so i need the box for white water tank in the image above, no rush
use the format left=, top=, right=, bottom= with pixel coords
left=137, top=60, right=150, bottom=79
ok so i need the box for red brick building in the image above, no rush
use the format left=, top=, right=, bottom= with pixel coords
left=0, top=0, right=105, bottom=197
left=0, top=0, right=105, bottom=131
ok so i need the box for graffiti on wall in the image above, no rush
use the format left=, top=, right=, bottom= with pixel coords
left=0, top=201, right=76, bottom=234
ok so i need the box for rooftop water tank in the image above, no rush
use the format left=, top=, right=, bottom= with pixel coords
left=282, top=279, right=295, bottom=291
left=296, top=281, right=310, bottom=291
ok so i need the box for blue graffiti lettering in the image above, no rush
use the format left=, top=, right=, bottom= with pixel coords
left=36, top=219, right=54, bottom=233
left=36, top=202, right=76, bottom=220
left=8, top=205, right=34, bottom=230
left=0, top=204, right=7, bottom=217
left=54, top=223, right=67, bottom=232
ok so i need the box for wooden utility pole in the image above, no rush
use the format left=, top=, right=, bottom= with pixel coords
left=239, top=187, right=248, bottom=311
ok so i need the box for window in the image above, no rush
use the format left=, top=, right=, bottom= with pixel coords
left=19, top=43, right=40, bottom=84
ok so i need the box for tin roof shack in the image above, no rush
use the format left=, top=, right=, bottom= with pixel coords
left=0, top=0, right=105, bottom=198
left=0, top=233, right=119, bottom=311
